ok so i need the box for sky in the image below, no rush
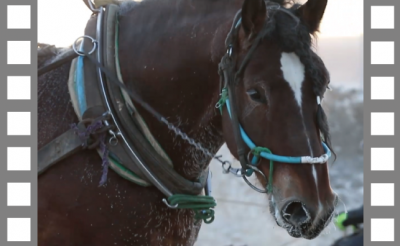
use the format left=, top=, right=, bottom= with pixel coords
left=38, top=0, right=363, bottom=47
left=319, top=0, right=363, bottom=37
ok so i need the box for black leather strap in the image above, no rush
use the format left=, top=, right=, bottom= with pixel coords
left=218, top=11, right=273, bottom=172
left=219, top=12, right=250, bottom=172
left=39, top=4, right=209, bottom=196
left=38, top=49, right=79, bottom=77
left=92, top=5, right=208, bottom=195
left=38, top=123, right=86, bottom=175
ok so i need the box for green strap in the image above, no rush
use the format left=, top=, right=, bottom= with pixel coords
left=167, top=194, right=217, bottom=224
left=334, top=212, right=348, bottom=230
left=251, top=147, right=274, bottom=194
left=216, top=88, right=228, bottom=115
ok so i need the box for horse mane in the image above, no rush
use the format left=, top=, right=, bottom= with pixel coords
left=37, top=43, right=73, bottom=69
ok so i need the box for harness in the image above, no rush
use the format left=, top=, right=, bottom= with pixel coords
left=38, top=0, right=332, bottom=223
left=39, top=2, right=215, bottom=223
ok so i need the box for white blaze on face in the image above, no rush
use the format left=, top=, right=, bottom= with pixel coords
left=279, top=52, right=309, bottom=151
left=280, top=52, right=305, bottom=108
left=280, top=52, right=323, bottom=213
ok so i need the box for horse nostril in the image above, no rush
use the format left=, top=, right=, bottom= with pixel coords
left=282, top=201, right=310, bottom=227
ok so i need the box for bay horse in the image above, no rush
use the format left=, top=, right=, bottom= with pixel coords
left=38, top=0, right=338, bottom=245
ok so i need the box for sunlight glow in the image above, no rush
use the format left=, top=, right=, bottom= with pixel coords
left=319, top=0, right=364, bottom=37
left=38, top=0, right=363, bottom=47
left=38, top=0, right=92, bottom=47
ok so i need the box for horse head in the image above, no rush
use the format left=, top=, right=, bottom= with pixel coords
left=220, top=0, right=337, bottom=239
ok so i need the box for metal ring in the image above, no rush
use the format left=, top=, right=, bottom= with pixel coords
left=221, top=161, right=232, bottom=174
left=162, top=198, right=179, bottom=209
left=102, top=118, right=119, bottom=146
left=242, top=165, right=268, bottom=193
left=247, top=150, right=261, bottom=166
left=109, top=136, right=118, bottom=146
left=222, top=161, right=231, bottom=174
left=72, top=35, right=97, bottom=57
left=107, top=128, right=119, bottom=146
left=229, top=167, right=243, bottom=177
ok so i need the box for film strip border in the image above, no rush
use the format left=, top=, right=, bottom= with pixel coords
left=365, top=0, right=398, bottom=245
left=0, top=0, right=37, bottom=244
left=0, top=0, right=397, bottom=245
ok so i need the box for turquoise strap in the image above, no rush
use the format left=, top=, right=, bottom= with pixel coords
left=224, top=99, right=331, bottom=164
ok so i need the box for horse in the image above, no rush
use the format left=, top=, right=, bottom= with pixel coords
left=38, top=0, right=338, bottom=245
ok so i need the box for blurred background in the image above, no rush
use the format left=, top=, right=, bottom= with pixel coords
left=38, top=0, right=364, bottom=245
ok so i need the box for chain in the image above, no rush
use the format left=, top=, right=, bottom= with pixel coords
left=161, top=118, right=242, bottom=177
left=79, top=48, right=240, bottom=178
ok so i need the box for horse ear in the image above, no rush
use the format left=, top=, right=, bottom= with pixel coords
left=241, top=0, right=267, bottom=37
left=297, top=0, right=328, bottom=34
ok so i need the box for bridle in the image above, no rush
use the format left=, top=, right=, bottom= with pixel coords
left=37, top=2, right=332, bottom=221
left=216, top=8, right=331, bottom=193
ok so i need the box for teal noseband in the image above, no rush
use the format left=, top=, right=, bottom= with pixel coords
left=216, top=11, right=332, bottom=194
left=217, top=88, right=332, bottom=193
left=225, top=98, right=332, bottom=164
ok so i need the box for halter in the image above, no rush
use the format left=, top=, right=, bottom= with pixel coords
left=38, top=3, right=332, bottom=222
left=217, top=9, right=332, bottom=193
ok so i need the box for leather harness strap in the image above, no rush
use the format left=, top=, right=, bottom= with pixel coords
left=38, top=3, right=208, bottom=197
left=38, top=124, right=86, bottom=175
left=38, top=48, right=79, bottom=77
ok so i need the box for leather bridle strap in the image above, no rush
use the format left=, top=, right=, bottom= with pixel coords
left=217, top=9, right=332, bottom=193
left=219, top=11, right=269, bottom=174
left=221, top=57, right=248, bottom=173
left=219, top=10, right=248, bottom=173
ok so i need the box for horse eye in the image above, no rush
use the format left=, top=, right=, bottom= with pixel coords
left=247, top=89, right=265, bottom=103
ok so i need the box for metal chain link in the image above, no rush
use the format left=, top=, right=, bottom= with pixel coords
left=161, top=118, right=242, bottom=177
left=75, top=37, right=240, bottom=178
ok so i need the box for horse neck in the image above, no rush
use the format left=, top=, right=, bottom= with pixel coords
left=117, top=1, right=239, bottom=180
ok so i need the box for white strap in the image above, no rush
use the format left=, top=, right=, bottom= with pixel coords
left=317, top=96, right=321, bottom=105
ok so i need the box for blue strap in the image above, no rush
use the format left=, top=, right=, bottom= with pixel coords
left=224, top=99, right=331, bottom=164
left=76, top=52, right=87, bottom=117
